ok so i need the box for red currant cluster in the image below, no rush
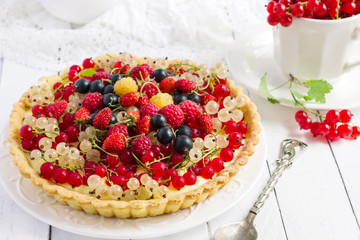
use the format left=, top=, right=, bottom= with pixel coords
left=266, top=0, right=360, bottom=27
left=295, top=109, right=360, bottom=141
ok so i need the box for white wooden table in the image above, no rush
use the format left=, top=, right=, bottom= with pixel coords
left=0, top=53, right=360, bottom=240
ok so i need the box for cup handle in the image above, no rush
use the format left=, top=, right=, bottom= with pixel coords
left=344, top=26, right=360, bottom=71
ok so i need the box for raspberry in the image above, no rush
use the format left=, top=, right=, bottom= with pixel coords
left=47, top=100, right=67, bottom=118
left=158, top=104, right=184, bottom=129
left=93, top=107, right=112, bottom=129
left=141, top=83, right=159, bottom=98
left=108, top=124, right=129, bottom=138
left=120, top=92, right=139, bottom=107
left=103, top=133, right=126, bottom=152
left=92, top=72, right=110, bottom=82
left=114, top=77, right=138, bottom=96
left=135, top=95, right=149, bottom=109
left=135, top=116, right=151, bottom=135
left=179, top=100, right=201, bottom=124
left=74, top=107, right=90, bottom=122
left=131, top=136, right=152, bottom=155
left=130, top=65, right=149, bottom=80
left=149, top=93, right=174, bottom=109
left=140, top=64, right=154, bottom=76
left=139, top=103, right=159, bottom=119
left=159, top=77, right=175, bottom=93
left=82, top=92, right=103, bottom=113
left=197, top=114, right=213, bottom=133
left=174, top=79, right=196, bottom=93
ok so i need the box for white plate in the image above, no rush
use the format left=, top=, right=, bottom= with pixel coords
left=226, top=23, right=360, bottom=110
left=0, top=124, right=267, bottom=239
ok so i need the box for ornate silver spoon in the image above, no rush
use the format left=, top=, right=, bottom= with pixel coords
left=214, top=139, right=308, bottom=240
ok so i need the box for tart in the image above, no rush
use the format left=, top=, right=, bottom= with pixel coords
left=8, top=53, right=261, bottom=218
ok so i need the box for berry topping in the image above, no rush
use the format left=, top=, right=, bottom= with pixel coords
left=153, top=69, right=169, bottom=83
left=108, top=124, right=129, bottom=138
left=149, top=93, right=174, bottom=109
left=197, top=114, right=213, bottom=134
left=159, top=77, right=175, bottom=93
left=120, top=92, right=139, bottom=107
left=103, top=133, right=126, bottom=152
left=131, top=136, right=152, bottom=156
left=82, top=92, right=104, bottom=113
left=139, top=103, right=159, bottom=119
left=174, top=79, right=196, bottom=93
left=158, top=104, right=184, bottom=129
left=114, top=77, right=138, bottom=96
left=47, top=100, right=67, bottom=118
left=74, top=107, right=90, bottom=122
left=179, top=100, right=201, bottom=124
left=93, top=107, right=112, bottom=129
left=130, top=65, right=149, bottom=80
left=135, top=116, right=151, bottom=135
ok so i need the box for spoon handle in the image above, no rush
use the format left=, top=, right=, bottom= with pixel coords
left=249, top=160, right=290, bottom=217
left=246, top=139, right=307, bottom=223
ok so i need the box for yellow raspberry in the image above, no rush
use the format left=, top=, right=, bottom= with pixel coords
left=149, top=93, right=174, bottom=109
left=114, top=77, right=138, bottom=96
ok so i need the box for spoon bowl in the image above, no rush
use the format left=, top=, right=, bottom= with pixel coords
left=214, top=219, right=258, bottom=240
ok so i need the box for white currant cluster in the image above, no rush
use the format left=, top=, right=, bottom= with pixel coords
left=205, top=95, right=245, bottom=123
left=24, top=84, right=54, bottom=107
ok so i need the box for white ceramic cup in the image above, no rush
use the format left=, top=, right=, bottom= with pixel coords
left=273, top=14, right=360, bottom=83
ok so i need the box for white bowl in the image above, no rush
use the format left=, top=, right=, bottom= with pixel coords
left=37, top=0, right=120, bottom=24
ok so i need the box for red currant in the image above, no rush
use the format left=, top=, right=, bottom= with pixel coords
left=95, top=165, right=107, bottom=178
left=267, top=1, right=276, bottom=14
left=337, top=124, right=353, bottom=138
left=310, top=122, right=321, bottom=136
left=220, top=148, right=234, bottom=162
left=327, top=128, right=340, bottom=141
left=150, top=145, right=161, bottom=157
left=160, top=144, right=172, bottom=157
left=183, top=171, right=197, bottom=185
left=280, top=14, right=293, bottom=27
left=55, top=132, right=69, bottom=143
left=190, top=127, right=201, bottom=138
left=210, top=158, right=224, bottom=172
left=142, top=150, right=155, bottom=163
left=40, top=162, right=55, bottom=179
left=213, top=84, right=230, bottom=98
left=171, top=153, right=184, bottom=165
left=237, top=121, right=248, bottom=134
left=295, top=110, right=308, bottom=122
left=82, top=58, right=95, bottom=69
left=342, top=1, right=356, bottom=15
left=307, top=0, right=320, bottom=12
left=189, top=165, right=201, bottom=176
left=314, top=2, right=328, bottom=18
left=124, top=171, right=135, bottom=180
left=228, top=132, right=243, bottom=149
left=299, top=117, right=312, bottom=130
left=68, top=70, right=79, bottom=82
left=165, top=168, right=178, bottom=179
left=273, top=3, right=287, bottom=16
left=21, top=139, right=35, bottom=150
left=339, top=109, right=352, bottom=123
left=116, top=165, right=127, bottom=176
left=53, top=168, right=69, bottom=183
left=20, top=125, right=34, bottom=139
left=105, top=154, right=120, bottom=167
left=120, top=148, right=134, bottom=164
left=267, top=14, right=279, bottom=26
left=351, top=126, right=360, bottom=139
left=32, top=105, right=45, bottom=117
left=152, top=162, right=167, bottom=176
left=70, top=65, right=81, bottom=72
left=67, top=125, right=79, bottom=142
left=319, top=122, right=331, bottom=136
left=326, top=109, right=340, bottom=124
left=171, top=176, right=186, bottom=189
left=196, top=156, right=211, bottom=168
left=291, top=3, right=305, bottom=17
left=201, top=166, right=215, bottom=179
left=68, top=172, right=82, bottom=187
left=63, top=114, right=75, bottom=127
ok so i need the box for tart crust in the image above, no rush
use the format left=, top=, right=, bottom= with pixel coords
left=8, top=56, right=261, bottom=218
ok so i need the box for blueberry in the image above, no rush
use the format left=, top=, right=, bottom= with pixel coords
left=151, top=114, right=167, bottom=129
left=173, top=135, right=193, bottom=154
left=103, top=93, right=119, bottom=108
left=175, top=125, right=192, bottom=138
left=174, top=93, right=187, bottom=105
left=103, top=85, right=114, bottom=94
left=110, top=114, right=117, bottom=124
left=88, top=109, right=101, bottom=125
left=74, top=78, right=90, bottom=94
left=157, top=126, right=175, bottom=144
left=187, top=93, right=200, bottom=104
left=174, top=90, right=183, bottom=96
left=90, top=80, right=105, bottom=93
left=153, top=69, right=168, bottom=83
left=110, top=74, right=123, bottom=85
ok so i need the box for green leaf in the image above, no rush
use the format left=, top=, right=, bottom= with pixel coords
left=304, top=80, right=333, bottom=104
left=78, top=68, right=96, bottom=77
left=258, top=73, right=280, bottom=104
left=291, top=89, right=306, bottom=100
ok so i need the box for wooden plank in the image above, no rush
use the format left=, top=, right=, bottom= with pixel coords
left=252, top=94, right=360, bottom=239
left=0, top=59, right=50, bottom=240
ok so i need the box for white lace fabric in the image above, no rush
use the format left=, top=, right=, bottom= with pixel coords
left=0, top=0, right=266, bottom=72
